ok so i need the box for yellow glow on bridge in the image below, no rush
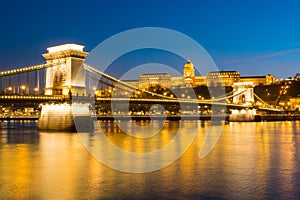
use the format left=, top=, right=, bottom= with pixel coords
left=0, top=95, right=62, bottom=100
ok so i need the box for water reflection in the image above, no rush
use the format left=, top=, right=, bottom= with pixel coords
left=0, top=121, right=300, bottom=199
left=0, top=120, right=39, bottom=144
left=84, top=120, right=199, bottom=172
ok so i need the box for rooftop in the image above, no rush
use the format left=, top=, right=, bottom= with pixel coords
left=141, top=73, right=170, bottom=76
left=47, top=44, right=85, bottom=53
left=240, top=75, right=266, bottom=79
left=208, top=71, right=239, bottom=74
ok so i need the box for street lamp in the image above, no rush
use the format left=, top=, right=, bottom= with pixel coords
left=34, top=87, right=39, bottom=94
left=7, top=87, right=12, bottom=94
left=20, top=85, right=26, bottom=95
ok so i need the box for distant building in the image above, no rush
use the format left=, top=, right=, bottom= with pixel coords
left=169, top=60, right=206, bottom=87
left=139, top=73, right=171, bottom=89
left=206, top=71, right=240, bottom=87
left=239, top=74, right=276, bottom=86
left=120, top=60, right=276, bottom=89
left=183, top=60, right=195, bottom=86
left=194, top=76, right=207, bottom=86
left=170, top=76, right=184, bottom=87
left=137, top=60, right=207, bottom=88
left=289, top=97, right=300, bottom=110
left=266, top=74, right=276, bottom=85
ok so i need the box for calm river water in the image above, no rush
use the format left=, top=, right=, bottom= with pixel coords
left=1, top=120, right=300, bottom=199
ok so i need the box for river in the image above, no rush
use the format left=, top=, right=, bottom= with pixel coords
left=1, top=120, right=300, bottom=199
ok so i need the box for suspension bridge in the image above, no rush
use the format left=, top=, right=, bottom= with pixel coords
left=0, top=43, right=281, bottom=120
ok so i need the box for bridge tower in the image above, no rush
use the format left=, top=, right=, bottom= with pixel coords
left=232, top=82, right=254, bottom=106
left=42, top=44, right=89, bottom=96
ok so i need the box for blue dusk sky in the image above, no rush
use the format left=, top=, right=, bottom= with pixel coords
left=0, top=0, right=300, bottom=79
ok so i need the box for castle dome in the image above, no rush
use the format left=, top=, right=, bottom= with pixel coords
left=184, top=60, right=194, bottom=69
left=183, top=60, right=195, bottom=77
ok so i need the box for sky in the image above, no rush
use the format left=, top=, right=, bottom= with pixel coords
left=0, top=0, right=300, bottom=79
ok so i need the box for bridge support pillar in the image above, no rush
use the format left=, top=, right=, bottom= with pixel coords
left=38, top=103, right=94, bottom=132
left=232, top=82, right=254, bottom=106
left=229, top=82, right=260, bottom=122
left=42, top=44, right=89, bottom=96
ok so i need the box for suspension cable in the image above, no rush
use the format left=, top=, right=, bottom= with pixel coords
left=84, top=64, right=179, bottom=100
left=254, top=93, right=274, bottom=109
left=0, top=61, right=66, bottom=77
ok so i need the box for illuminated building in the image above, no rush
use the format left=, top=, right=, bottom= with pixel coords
left=206, top=71, right=240, bottom=86
left=121, top=59, right=275, bottom=89
left=139, top=73, right=171, bottom=89
left=239, top=74, right=276, bottom=86
left=193, top=76, right=207, bottom=86
left=183, top=60, right=195, bottom=86
left=136, top=61, right=207, bottom=88
left=171, top=60, right=206, bottom=87
left=170, top=76, right=184, bottom=87
left=289, top=97, right=300, bottom=110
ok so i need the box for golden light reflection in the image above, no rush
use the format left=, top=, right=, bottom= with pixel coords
left=38, top=132, right=102, bottom=199
left=103, top=121, right=179, bottom=153
left=1, top=121, right=300, bottom=199
left=0, top=145, right=32, bottom=199
left=275, top=121, right=297, bottom=194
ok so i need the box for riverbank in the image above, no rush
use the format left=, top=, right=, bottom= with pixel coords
left=0, top=114, right=300, bottom=122
left=96, top=115, right=227, bottom=121
left=97, top=114, right=300, bottom=122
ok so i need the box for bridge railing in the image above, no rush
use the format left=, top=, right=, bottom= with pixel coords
left=0, top=94, right=63, bottom=101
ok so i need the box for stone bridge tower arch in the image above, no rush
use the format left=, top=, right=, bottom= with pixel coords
left=232, top=82, right=254, bottom=105
left=42, top=44, right=88, bottom=96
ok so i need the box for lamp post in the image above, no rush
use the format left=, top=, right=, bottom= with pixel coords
left=20, top=85, right=26, bottom=95
left=34, top=87, right=39, bottom=94
left=7, top=86, right=12, bottom=94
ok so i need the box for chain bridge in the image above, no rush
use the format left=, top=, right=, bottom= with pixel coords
left=0, top=43, right=281, bottom=120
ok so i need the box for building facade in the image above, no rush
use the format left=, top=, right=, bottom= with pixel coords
left=183, top=60, right=195, bottom=86
left=289, top=97, right=300, bottom=110
left=139, top=73, right=171, bottom=89
left=193, top=76, right=207, bottom=86
left=206, top=71, right=240, bottom=87
left=239, top=74, right=276, bottom=86
left=170, top=76, right=184, bottom=87
left=122, top=60, right=275, bottom=89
